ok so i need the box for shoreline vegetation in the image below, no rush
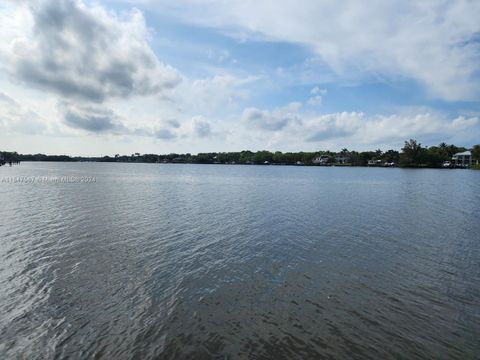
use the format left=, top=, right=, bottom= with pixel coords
left=2, top=140, right=480, bottom=169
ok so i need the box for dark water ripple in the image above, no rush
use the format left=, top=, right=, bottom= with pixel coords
left=0, top=163, right=479, bottom=359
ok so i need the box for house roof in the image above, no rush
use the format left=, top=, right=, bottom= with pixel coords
left=453, top=151, right=471, bottom=156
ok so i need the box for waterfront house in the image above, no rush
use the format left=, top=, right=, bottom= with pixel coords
left=313, top=155, right=330, bottom=165
left=335, top=153, right=351, bottom=164
left=452, top=151, right=472, bottom=167
left=368, top=159, right=382, bottom=166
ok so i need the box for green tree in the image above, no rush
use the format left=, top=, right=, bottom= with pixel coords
left=383, top=150, right=400, bottom=163
left=400, top=139, right=426, bottom=167
left=472, top=145, right=480, bottom=163
left=424, top=146, right=444, bottom=167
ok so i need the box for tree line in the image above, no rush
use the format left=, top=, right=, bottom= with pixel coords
left=399, top=140, right=479, bottom=168
left=2, top=140, right=479, bottom=168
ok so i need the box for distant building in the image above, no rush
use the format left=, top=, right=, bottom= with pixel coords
left=368, top=159, right=382, bottom=166
left=313, top=155, right=330, bottom=165
left=335, top=153, right=351, bottom=164
left=452, top=151, right=472, bottom=167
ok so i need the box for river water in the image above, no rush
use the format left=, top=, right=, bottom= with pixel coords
left=0, top=162, right=479, bottom=359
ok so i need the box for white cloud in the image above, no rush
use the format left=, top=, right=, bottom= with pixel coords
left=154, top=128, right=177, bottom=140
left=0, top=91, right=47, bottom=135
left=0, top=0, right=181, bottom=103
left=307, top=86, right=327, bottom=106
left=238, top=103, right=479, bottom=150
left=58, top=102, right=127, bottom=134
left=1, top=0, right=478, bottom=155
left=57, top=101, right=187, bottom=140
left=166, top=119, right=181, bottom=129
left=307, top=96, right=322, bottom=106
left=208, top=49, right=236, bottom=64
left=302, top=111, right=479, bottom=148
left=148, top=0, right=480, bottom=101
left=242, top=103, right=302, bottom=131
left=310, top=86, right=326, bottom=95
left=193, top=116, right=212, bottom=138
left=175, top=74, right=260, bottom=116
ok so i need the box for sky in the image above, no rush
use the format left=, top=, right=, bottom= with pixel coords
left=0, top=0, right=479, bottom=156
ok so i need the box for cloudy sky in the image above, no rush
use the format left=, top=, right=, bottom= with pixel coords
left=1, top=0, right=479, bottom=155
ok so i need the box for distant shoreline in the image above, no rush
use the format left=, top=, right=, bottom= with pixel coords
left=2, top=139, right=479, bottom=169
left=2, top=160, right=478, bottom=170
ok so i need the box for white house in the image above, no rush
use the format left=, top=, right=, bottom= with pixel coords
left=313, top=155, right=330, bottom=165
left=452, top=151, right=472, bottom=166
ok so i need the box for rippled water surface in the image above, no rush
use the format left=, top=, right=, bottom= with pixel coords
left=0, top=162, right=479, bottom=359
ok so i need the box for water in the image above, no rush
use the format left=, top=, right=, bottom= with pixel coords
left=0, top=162, right=479, bottom=359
